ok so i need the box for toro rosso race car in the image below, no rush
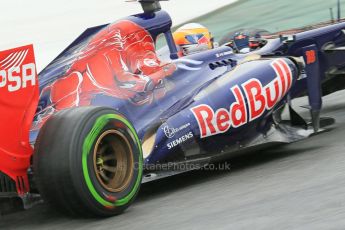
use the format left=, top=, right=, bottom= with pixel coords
left=0, top=0, right=345, bottom=217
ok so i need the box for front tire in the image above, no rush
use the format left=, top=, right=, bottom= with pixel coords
left=33, top=106, right=143, bottom=217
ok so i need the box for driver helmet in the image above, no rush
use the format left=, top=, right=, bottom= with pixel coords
left=173, top=23, right=213, bottom=56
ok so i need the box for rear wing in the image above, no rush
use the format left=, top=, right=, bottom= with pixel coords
left=0, top=45, right=38, bottom=195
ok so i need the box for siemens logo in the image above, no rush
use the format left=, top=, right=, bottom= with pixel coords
left=167, top=132, right=194, bottom=150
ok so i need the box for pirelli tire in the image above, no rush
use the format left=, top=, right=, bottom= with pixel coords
left=33, top=106, right=143, bottom=217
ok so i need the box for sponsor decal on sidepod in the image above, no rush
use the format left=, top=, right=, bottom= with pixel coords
left=163, top=123, right=194, bottom=150
left=162, top=123, right=191, bottom=138
left=167, top=132, right=194, bottom=150
left=191, top=59, right=293, bottom=138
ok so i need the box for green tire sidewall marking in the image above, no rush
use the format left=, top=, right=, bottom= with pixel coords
left=82, top=113, right=143, bottom=207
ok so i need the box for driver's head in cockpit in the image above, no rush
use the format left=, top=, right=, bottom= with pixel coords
left=173, top=23, right=214, bottom=57
left=227, top=31, right=267, bottom=53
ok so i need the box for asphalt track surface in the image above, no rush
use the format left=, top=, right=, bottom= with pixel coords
left=1, top=90, right=345, bottom=229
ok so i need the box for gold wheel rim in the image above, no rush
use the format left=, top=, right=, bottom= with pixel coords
left=93, top=130, right=134, bottom=193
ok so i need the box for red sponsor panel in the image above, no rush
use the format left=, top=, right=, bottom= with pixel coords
left=0, top=45, right=38, bottom=194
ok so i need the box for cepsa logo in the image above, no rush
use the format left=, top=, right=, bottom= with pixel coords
left=191, top=59, right=293, bottom=138
left=0, top=45, right=37, bottom=92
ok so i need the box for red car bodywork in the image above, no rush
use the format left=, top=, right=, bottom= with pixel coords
left=41, top=20, right=175, bottom=110
left=0, top=45, right=38, bottom=195
left=32, top=20, right=176, bottom=129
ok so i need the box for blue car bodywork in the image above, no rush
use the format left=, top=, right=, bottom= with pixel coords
left=31, top=6, right=345, bottom=181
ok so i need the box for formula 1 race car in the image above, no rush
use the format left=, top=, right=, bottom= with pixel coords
left=0, top=0, right=345, bottom=217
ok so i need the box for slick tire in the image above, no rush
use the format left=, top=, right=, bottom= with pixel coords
left=33, top=106, right=143, bottom=217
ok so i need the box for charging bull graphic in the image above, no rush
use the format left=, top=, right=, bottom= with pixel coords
left=39, top=20, right=176, bottom=115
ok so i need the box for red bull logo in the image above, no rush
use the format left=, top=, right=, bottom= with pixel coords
left=191, top=59, right=293, bottom=138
